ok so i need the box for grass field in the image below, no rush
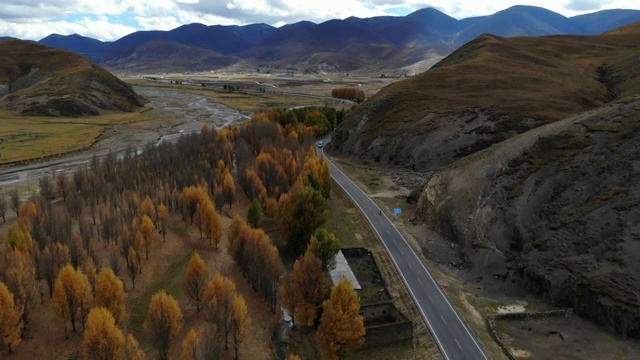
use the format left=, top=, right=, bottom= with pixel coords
left=0, top=109, right=155, bottom=164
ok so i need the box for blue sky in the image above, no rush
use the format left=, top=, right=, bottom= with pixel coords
left=1, top=0, right=638, bottom=41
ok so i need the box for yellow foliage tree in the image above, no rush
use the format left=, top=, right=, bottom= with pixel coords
left=144, top=291, right=183, bottom=360
left=128, top=247, right=140, bottom=289
left=292, top=251, right=328, bottom=326
left=0, top=282, right=23, bottom=354
left=181, top=328, right=199, bottom=360
left=317, top=279, right=365, bottom=360
left=6, top=223, right=33, bottom=254
left=183, top=252, right=210, bottom=312
left=157, top=204, right=169, bottom=242
left=203, top=273, right=237, bottom=350
left=82, top=307, right=125, bottom=360
left=279, top=272, right=297, bottom=327
left=95, top=268, right=127, bottom=325
left=230, top=294, right=250, bottom=360
left=139, top=215, right=155, bottom=260
left=123, top=334, right=147, bottom=360
left=222, top=169, right=236, bottom=209
left=227, top=215, right=247, bottom=260
left=139, top=196, right=156, bottom=224
left=206, top=204, right=224, bottom=249
left=53, top=264, right=93, bottom=336
left=4, top=248, right=38, bottom=329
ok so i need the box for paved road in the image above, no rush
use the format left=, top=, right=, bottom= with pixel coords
left=320, top=140, right=488, bottom=360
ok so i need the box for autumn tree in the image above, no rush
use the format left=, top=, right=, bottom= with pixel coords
left=181, top=328, right=199, bottom=360
left=287, top=355, right=302, bottom=360
left=158, top=204, right=169, bottom=242
left=4, top=250, right=38, bottom=330
left=204, top=202, right=223, bottom=248
left=228, top=223, right=283, bottom=313
left=222, top=169, right=236, bottom=209
left=40, top=245, right=60, bottom=298
left=124, top=334, right=147, bottom=360
left=144, top=291, right=183, bottom=360
left=6, top=223, right=33, bottom=254
left=292, top=250, right=329, bottom=326
left=317, top=279, right=365, bottom=360
left=203, top=273, right=236, bottom=350
left=128, top=247, right=140, bottom=289
left=56, top=171, right=70, bottom=202
left=230, top=294, right=250, bottom=360
left=83, top=307, right=125, bottom=360
left=139, top=197, right=156, bottom=224
left=53, top=264, right=93, bottom=337
left=227, top=215, right=246, bottom=261
left=183, top=252, right=210, bottom=312
left=247, top=199, right=261, bottom=228
left=199, top=324, right=223, bottom=359
left=279, top=272, right=297, bottom=327
left=289, top=186, right=327, bottom=256
left=95, top=268, right=127, bottom=325
left=264, top=197, right=278, bottom=221
left=138, top=215, right=155, bottom=260
left=0, top=282, right=22, bottom=354
left=309, top=228, right=340, bottom=272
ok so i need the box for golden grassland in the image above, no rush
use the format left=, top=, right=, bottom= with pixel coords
left=0, top=109, right=155, bottom=164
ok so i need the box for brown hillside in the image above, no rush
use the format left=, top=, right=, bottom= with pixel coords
left=103, top=39, right=245, bottom=72
left=0, top=40, right=144, bottom=116
left=334, top=27, right=640, bottom=171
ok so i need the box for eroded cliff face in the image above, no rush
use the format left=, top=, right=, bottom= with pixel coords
left=415, top=98, right=640, bottom=336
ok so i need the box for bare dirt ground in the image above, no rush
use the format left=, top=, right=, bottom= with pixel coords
left=327, top=153, right=640, bottom=360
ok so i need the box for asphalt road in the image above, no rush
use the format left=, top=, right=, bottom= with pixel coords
left=320, top=140, right=488, bottom=360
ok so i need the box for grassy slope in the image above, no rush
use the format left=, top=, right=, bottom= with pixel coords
left=0, top=40, right=143, bottom=116
left=342, top=23, right=640, bottom=142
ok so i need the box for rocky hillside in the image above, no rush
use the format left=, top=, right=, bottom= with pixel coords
left=415, top=97, right=640, bottom=337
left=333, top=23, right=640, bottom=336
left=0, top=40, right=144, bottom=116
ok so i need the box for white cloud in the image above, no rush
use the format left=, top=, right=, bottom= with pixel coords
left=135, top=16, right=182, bottom=31
left=0, top=0, right=638, bottom=40
left=0, top=17, right=137, bottom=41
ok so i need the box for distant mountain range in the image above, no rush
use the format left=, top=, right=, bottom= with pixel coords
left=5, top=6, right=640, bottom=72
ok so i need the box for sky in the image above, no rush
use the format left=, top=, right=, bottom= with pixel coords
left=0, top=0, right=638, bottom=42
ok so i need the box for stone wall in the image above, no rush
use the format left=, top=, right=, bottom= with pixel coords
left=360, top=301, right=413, bottom=348
left=363, top=321, right=414, bottom=348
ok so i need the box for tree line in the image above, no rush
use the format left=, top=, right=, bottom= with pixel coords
left=331, top=87, right=365, bottom=103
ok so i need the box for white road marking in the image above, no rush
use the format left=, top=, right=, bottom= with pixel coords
left=428, top=295, right=434, bottom=303
left=455, top=339, right=462, bottom=350
left=418, top=277, right=423, bottom=286
left=440, top=315, right=447, bottom=324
